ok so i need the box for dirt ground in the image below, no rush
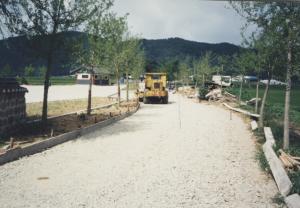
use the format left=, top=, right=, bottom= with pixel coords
left=23, top=85, right=129, bottom=103
left=26, top=97, right=114, bottom=120
left=6, top=100, right=138, bottom=146
left=0, top=94, right=280, bottom=208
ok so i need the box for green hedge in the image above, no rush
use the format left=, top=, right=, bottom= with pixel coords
left=18, top=76, right=76, bottom=85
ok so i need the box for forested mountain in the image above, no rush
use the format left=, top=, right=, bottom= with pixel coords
left=0, top=32, right=242, bottom=76
left=142, top=37, right=241, bottom=62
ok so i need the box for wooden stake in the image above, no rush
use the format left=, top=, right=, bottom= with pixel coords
left=9, top=137, right=14, bottom=149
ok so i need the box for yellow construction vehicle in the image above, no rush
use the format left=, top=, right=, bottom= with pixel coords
left=139, top=73, right=168, bottom=104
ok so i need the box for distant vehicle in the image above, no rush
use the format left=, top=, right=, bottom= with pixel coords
left=137, top=73, right=168, bottom=104
left=168, top=81, right=175, bottom=90
left=232, top=75, right=258, bottom=83
left=212, top=75, right=232, bottom=87
left=260, top=79, right=286, bottom=86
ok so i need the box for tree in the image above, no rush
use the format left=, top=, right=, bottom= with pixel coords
left=99, top=13, right=128, bottom=107
left=231, top=2, right=300, bottom=149
left=178, top=59, right=190, bottom=87
left=121, top=37, right=145, bottom=101
left=0, top=64, right=13, bottom=77
left=233, top=51, right=256, bottom=102
left=217, top=55, right=230, bottom=92
left=24, top=65, right=35, bottom=77
left=1, top=0, right=113, bottom=126
left=193, top=52, right=216, bottom=88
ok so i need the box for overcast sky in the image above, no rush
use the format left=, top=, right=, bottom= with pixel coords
left=112, top=0, right=253, bottom=45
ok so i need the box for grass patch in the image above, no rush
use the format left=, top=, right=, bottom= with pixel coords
left=227, top=84, right=300, bottom=113
left=254, top=128, right=266, bottom=144
left=18, top=76, right=76, bottom=85
left=27, top=97, right=113, bottom=120
left=289, top=171, right=300, bottom=194
left=271, top=193, right=285, bottom=207
left=256, top=147, right=270, bottom=173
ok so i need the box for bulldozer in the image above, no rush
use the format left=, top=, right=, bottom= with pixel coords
left=137, top=73, right=168, bottom=104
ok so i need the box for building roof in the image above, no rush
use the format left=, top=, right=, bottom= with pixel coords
left=70, top=65, right=113, bottom=75
left=0, top=78, right=28, bottom=93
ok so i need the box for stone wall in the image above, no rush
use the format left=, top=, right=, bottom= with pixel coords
left=0, top=78, right=27, bottom=138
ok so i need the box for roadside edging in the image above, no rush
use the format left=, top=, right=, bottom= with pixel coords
left=0, top=103, right=140, bottom=166
left=261, top=126, right=300, bottom=207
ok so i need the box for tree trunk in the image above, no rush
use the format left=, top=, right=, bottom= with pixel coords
left=87, top=72, right=93, bottom=115
left=116, top=65, right=121, bottom=107
left=41, top=53, right=53, bottom=126
left=220, top=65, right=223, bottom=95
left=258, top=78, right=270, bottom=128
left=239, top=75, right=244, bottom=102
left=126, top=70, right=129, bottom=102
left=255, top=79, right=259, bottom=114
left=41, top=24, right=58, bottom=127
left=202, top=74, right=205, bottom=87
left=283, top=39, right=292, bottom=150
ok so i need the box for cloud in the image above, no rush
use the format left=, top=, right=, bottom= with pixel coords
left=112, top=0, right=252, bottom=45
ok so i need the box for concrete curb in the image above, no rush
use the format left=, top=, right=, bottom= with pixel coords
left=250, top=120, right=258, bottom=131
left=264, top=127, right=276, bottom=147
left=285, top=194, right=300, bottom=208
left=0, top=103, right=140, bottom=166
left=262, top=127, right=300, bottom=208
left=262, top=142, right=292, bottom=196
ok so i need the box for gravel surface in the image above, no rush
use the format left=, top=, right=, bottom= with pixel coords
left=0, top=94, right=279, bottom=208
left=23, top=85, right=127, bottom=103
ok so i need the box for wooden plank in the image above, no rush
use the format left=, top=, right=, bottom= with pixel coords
left=224, top=91, right=236, bottom=98
left=264, top=127, right=276, bottom=147
left=251, top=120, right=258, bottom=131
left=222, top=103, right=260, bottom=118
left=263, top=143, right=292, bottom=196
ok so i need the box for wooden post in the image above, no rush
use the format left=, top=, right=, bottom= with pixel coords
left=9, top=137, right=14, bottom=149
left=87, top=71, right=93, bottom=116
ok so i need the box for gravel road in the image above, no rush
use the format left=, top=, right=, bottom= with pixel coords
left=23, top=85, right=127, bottom=103
left=0, top=94, right=279, bottom=208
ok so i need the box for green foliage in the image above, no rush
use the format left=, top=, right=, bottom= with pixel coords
left=0, top=64, right=13, bottom=77
left=255, top=147, right=270, bottom=173
left=24, top=65, right=35, bottom=77
left=226, top=86, right=252, bottom=101
left=17, top=76, right=75, bottom=85
left=178, top=59, right=191, bottom=85
left=289, top=171, right=300, bottom=194
left=227, top=84, right=300, bottom=113
left=198, top=86, right=209, bottom=99
left=233, top=51, right=257, bottom=76
left=271, top=193, right=285, bottom=207
left=192, top=52, right=217, bottom=85
left=37, top=66, right=46, bottom=77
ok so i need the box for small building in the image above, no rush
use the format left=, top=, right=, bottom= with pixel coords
left=76, top=73, right=112, bottom=85
left=72, top=66, right=113, bottom=86
left=0, top=78, right=28, bottom=138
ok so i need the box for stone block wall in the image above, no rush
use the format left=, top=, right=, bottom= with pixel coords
left=0, top=78, right=27, bottom=138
